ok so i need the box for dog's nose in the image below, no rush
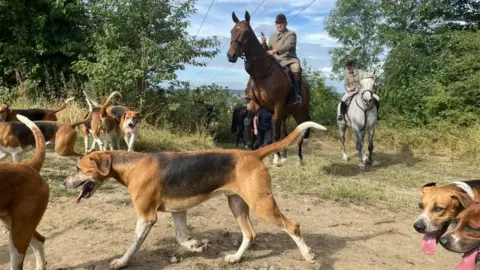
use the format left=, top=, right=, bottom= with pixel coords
left=414, top=220, right=426, bottom=233
left=128, top=123, right=134, bottom=127
left=439, top=236, right=448, bottom=245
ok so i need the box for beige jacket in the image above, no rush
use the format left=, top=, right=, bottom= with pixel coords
left=266, top=29, right=300, bottom=66
left=344, top=69, right=361, bottom=92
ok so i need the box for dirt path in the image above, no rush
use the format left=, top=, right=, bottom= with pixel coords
left=0, top=139, right=467, bottom=270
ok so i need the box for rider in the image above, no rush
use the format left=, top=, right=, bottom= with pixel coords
left=261, top=13, right=302, bottom=105
left=337, top=59, right=380, bottom=121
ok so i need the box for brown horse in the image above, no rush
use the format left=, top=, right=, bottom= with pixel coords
left=227, top=11, right=312, bottom=165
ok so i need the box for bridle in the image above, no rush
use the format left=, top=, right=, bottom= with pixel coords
left=354, top=75, right=376, bottom=131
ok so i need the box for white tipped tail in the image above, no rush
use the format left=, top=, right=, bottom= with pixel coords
left=254, top=121, right=327, bottom=159
left=16, top=115, right=46, bottom=171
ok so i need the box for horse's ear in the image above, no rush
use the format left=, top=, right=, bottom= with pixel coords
left=245, top=11, right=250, bottom=24
left=232, top=12, right=239, bottom=23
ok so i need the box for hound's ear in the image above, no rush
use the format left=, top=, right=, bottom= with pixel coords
left=245, top=11, right=250, bottom=24
left=450, top=190, right=474, bottom=209
left=89, top=153, right=111, bottom=176
left=422, top=182, right=436, bottom=192
left=232, top=12, right=239, bottom=23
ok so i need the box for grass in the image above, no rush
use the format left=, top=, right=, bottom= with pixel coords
left=4, top=100, right=480, bottom=214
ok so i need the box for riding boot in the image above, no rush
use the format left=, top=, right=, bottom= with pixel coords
left=374, top=99, right=381, bottom=120
left=337, top=101, right=347, bottom=121
left=293, top=72, right=302, bottom=105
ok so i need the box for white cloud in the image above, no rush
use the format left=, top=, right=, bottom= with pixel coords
left=178, top=0, right=344, bottom=91
left=302, top=33, right=339, bottom=47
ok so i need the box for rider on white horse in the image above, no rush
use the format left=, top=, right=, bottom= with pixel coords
left=337, top=59, right=380, bottom=121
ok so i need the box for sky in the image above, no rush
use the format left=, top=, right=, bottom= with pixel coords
left=174, top=0, right=344, bottom=92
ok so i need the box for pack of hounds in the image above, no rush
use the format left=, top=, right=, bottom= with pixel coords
left=1, top=92, right=479, bottom=270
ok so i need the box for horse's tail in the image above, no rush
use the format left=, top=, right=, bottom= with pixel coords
left=254, top=121, right=327, bottom=160
left=231, top=108, right=238, bottom=133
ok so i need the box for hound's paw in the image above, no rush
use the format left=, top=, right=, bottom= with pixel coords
left=303, top=248, right=316, bottom=263
left=224, top=253, right=242, bottom=263
left=110, top=258, right=128, bottom=269
left=181, top=239, right=208, bottom=252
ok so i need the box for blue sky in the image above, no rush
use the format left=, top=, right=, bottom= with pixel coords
left=175, top=0, right=344, bottom=92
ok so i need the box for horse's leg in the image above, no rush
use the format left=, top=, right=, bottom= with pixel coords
left=272, top=105, right=284, bottom=166
left=280, top=120, right=288, bottom=163
left=339, top=123, right=348, bottom=162
left=293, top=112, right=309, bottom=166
left=353, top=129, right=366, bottom=169
left=366, top=127, right=375, bottom=165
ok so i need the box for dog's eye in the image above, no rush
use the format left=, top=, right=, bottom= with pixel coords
left=418, top=202, right=424, bottom=209
left=433, top=206, right=444, bottom=212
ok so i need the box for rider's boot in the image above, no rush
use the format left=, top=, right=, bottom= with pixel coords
left=292, top=72, right=302, bottom=105
left=337, top=101, right=347, bottom=121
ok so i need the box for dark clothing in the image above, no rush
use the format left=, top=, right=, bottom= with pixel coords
left=256, top=109, right=272, bottom=132
left=255, top=129, right=272, bottom=149
left=254, top=109, right=273, bottom=149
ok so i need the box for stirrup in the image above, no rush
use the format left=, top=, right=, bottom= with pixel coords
left=292, top=95, right=301, bottom=104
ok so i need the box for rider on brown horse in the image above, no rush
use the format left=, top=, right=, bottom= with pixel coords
left=261, top=13, right=302, bottom=105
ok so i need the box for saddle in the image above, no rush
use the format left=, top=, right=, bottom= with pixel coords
left=345, top=91, right=360, bottom=106
left=247, top=59, right=298, bottom=106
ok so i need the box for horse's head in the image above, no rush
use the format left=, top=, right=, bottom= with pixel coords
left=228, top=11, right=254, bottom=63
left=359, top=69, right=376, bottom=107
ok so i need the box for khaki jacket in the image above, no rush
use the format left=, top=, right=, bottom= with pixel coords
left=266, top=29, right=300, bottom=67
left=344, top=69, right=361, bottom=92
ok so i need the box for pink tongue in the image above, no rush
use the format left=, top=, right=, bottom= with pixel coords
left=421, top=234, right=437, bottom=255
left=456, top=249, right=479, bottom=270
left=127, top=127, right=135, bottom=133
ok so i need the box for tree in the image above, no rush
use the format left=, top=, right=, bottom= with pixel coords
left=302, top=60, right=340, bottom=125
left=73, top=0, right=220, bottom=107
left=325, top=0, right=384, bottom=79
left=0, top=0, right=91, bottom=98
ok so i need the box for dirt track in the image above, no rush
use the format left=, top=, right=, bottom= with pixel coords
left=0, top=141, right=464, bottom=270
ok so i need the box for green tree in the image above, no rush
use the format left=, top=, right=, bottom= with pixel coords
left=73, top=0, right=219, bottom=108
left=303, top=61, right=340, bottom=125
left=0, top=0, right=90, bottom=98
left=325, top=0, right=384, bottom=79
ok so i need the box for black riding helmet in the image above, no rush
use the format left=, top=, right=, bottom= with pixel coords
left=275, top=13, right=287, bottom=24
left=345, top=59, right=357, bottom=67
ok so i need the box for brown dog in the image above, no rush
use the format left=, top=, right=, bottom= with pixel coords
left=414, top=181, right=480, bottom=256
left=439, top=199, right=480, bottom=270
left=100, top=95, right=142, bottom=152
left=0, top=114, right=49, bottom=270
left=0, top=101, right=92, bottom=162
left=0, top=97, right=74, bottom=122
left=63, top=121, right=326, bottom=269
left=80, top=91, right=115, bottom=154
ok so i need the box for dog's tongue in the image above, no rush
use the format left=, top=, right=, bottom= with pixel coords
left=421, top=234, right=437, bottom=255
left=456, top=248, right=479, bottom=270
left=127, top=127, right=135, bottom=133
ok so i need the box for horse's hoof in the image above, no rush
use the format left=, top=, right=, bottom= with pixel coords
left=272, top=154, right=280, bottom=166
left=298, top=158, right=306, bottom=166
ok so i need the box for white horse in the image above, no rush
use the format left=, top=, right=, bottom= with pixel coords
left=337, top=70, right=378, bottom=169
